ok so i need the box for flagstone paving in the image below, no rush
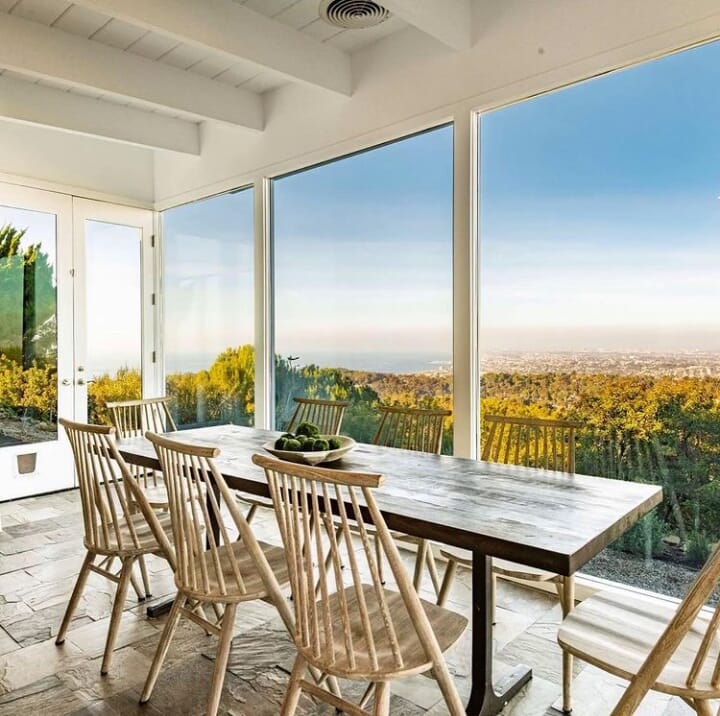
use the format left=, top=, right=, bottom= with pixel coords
left=0, top=490, right=697, bottom=715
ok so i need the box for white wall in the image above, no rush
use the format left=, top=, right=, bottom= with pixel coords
left=153, top=0, right=720, bottom=206
left=0, top=120, right=154, bottom=206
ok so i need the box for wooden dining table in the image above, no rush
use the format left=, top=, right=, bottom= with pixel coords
left=119, top=424, right=663, bottom=716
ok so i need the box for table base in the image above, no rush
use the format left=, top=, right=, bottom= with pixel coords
left=466, top=550, right=532, bottom=716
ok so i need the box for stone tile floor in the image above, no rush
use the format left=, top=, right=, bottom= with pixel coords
left=0, top=491, right=700, bottom=715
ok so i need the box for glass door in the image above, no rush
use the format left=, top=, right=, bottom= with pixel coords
left=72, top=199, right=156, bottom=426
left=0, top=183, right=74, bottom=501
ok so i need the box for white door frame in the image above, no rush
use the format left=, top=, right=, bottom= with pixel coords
left=0, top=182, right=74, bottom=501
left=72, top=198, right=157, bottom=423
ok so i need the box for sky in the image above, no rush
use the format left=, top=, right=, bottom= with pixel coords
left=480, top=40, right=720, bottom=352
left=161, top=38, right=720, bottom=371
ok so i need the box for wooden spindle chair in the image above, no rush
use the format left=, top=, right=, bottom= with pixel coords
left=559, top=542, right=720, bottom=715
left=438, top=413, right=582, bottom=713
left=107, top=396, right=177, bottom=507
left=238, top=396, right=350, bottom=524
left=286, top=396, right=350, bottom=435
left=140, top=432, right=294, bottom=716
left=56, top=418, right=174, bottom=675
left=370, top=405, right=452, bottom=598
left=252, top=453, right=468, bottom=716
left=107, top=397, right=178, bottom=596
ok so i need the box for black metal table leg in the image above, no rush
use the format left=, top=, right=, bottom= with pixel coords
left=465, top=550, right=532, bottom=716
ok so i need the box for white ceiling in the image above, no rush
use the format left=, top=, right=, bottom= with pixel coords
left=0, top=0, right=470, bottom=153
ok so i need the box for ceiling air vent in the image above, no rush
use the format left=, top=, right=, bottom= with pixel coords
left=319, top=0, right=391, bottom=30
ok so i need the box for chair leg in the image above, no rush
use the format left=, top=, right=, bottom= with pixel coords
left=130, top=569, right=145, bottom=601
left=206, top=602, right=237, bottom=716
left=431, top=654, right=466, bottom=716
left=281, top=654, right=308, bottom=716
left=56, top=550, right=95, bottom=645
left=693, top=699, right=713, bottom=716
left=246, top=504, right=258, bottom=524
left=373, top=681, right=391, bottom=716
left=138, top=555, right=152, bottom=598
left=437, top=557, right=458, bottom=607
left=140, top=593, right=187, bottom=703
left=101, top=556, right=134, bottom=675
left=558, top=576, right=575, bottom=714
left=425, top=544, right=441, bottom=598
left=413, top=539, right=429, bottom=591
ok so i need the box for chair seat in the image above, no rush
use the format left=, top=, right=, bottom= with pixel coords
left=303, top=584, right=468, bottom=679
left=181, top=540, right=289, bottom=602
left=90, top=511, right=173, bottom=555
left=558, top=589, right=720, bottom=699
left=439, top=547, right=559, bottom=582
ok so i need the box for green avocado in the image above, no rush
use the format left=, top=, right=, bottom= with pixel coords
left=301, top=437, right=316, bottom=451
left=328, top=437, right=342, bottom=450
left=274, top=437, right=289, bottom=450
left=313, top=439, right=329, bottom=451
left=284, top=438, right=302, bottom=451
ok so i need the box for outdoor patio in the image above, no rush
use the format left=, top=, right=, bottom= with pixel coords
left=0, top=491, right=696, bottom=716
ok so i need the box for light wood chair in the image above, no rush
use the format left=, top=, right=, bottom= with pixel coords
left=286, top=396, right=350, bottom=435
left=559, top=543, right=720, bottom=715
left=106, top=397, right=177, bottom=510
left=56, top=418, right=174, bottom=675
left=238, top=396, right=350, bottom=524
left=438, top=414, right=582, bottom=713
left=371, top=405, right=452, bottom=597
left=140, top=432, right=294, bottom=716
left=252, top=453, right=468, bottom=716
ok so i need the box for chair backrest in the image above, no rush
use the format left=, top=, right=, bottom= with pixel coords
left=146, top=431, right=283, bottom=603
left=612, top=543, right=720, bottom=714
left=252, top=453, right=447, bottom=675
left=60, top=418, right=173, bottom=560
left=373, top=405, right=451, bottom=454
left=286, top=397, right=350, bottom=435
left=481, top=414, right=581, bottom=473
left=107, top=397, right=177, bottom=439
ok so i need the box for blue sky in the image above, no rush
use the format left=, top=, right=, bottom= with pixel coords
left=481, top=40, right=720, bottom=351
left=162, top=38, right=720, bottom=371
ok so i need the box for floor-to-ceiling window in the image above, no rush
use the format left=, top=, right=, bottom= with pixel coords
left=162, top=188, right=255, bottom=429
left=479, top=40, right=720, bottom=597
left=272, top=125, right=454, bottom=450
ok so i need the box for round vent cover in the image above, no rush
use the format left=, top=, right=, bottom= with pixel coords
left=319, top=0, right=391, bottom=29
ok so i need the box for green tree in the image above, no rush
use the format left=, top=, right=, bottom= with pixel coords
left=0, top=224, right=56, bottom=368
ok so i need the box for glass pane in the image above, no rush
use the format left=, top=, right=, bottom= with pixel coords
left=84, top=221, right=142, bottom=424
left=479, top=41, right=720, bottom=598
left=273, top=126, right=453, bottom=451
left=0, top=207, right=57, bottom=445
left=163, top=189, right=255, bottom=429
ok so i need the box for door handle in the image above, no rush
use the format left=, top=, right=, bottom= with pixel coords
left=61, top=379, right=72, bottom=386
left=76, top=378, right=96, bottom=386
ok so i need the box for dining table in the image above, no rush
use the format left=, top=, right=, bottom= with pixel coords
left=118, top=424, right=663, bottom=716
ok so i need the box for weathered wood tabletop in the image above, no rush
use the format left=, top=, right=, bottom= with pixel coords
left=119, top=424, right=663, bottom=716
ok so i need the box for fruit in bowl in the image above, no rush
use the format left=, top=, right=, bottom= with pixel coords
left=264, top=422, right=355, bottom=465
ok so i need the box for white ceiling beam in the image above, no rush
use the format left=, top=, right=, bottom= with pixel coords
left=71, top=0, right=352, bottom=96
left=381, top=0, right=472, bottom=51
left=0, top=13, right=263, bottom=129
left=0, top=75, right=200, bottom=154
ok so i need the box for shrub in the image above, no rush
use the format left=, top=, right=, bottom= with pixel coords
left=686, top=530, right=712, bottom=568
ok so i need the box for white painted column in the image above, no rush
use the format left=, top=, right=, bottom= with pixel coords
left=253, top=176, right=273, bottom=429
left=451, top=109, right=479, bottom=458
